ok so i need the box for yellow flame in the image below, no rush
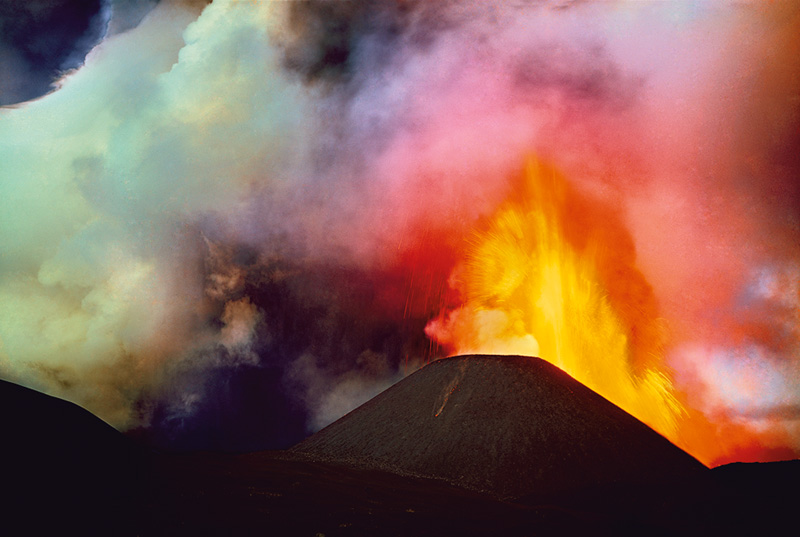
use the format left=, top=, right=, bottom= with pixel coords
left=428, top=159, right=684, bottom=438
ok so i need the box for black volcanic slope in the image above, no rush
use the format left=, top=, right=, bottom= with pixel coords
left=5, top=364, right=798, bottom=536
left=292, top=355, right=707, bottom=498
left=0, top=378, right=141, bottom=535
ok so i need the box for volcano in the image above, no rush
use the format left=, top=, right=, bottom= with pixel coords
left=292, top=354, right=707, bottom=498
left=4, top=358, right=799, bottom=536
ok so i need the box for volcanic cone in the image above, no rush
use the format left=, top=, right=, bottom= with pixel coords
left=292, top=355, right=707, bottom=498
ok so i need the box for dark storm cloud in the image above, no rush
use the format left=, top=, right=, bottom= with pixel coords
left=0, top=0, right=108, bottom=105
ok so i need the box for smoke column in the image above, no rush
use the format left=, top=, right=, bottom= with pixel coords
left=0, top=0, right=797, bottom=464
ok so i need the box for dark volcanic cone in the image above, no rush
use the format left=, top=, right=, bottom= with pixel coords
left=292, top=355, right=707, bottom=498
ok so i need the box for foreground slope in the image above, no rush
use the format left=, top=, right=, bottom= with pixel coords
left=0, top=378, right=141, bottom=534
left=3, top=365, right=798, bottom=536
left=292, top=354, right=706, bottom=498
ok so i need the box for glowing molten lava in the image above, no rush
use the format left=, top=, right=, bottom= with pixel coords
left=427, top=160, right=684, bottom=439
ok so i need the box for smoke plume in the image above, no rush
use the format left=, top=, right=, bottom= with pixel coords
left=0, top=0, right=797, bottom=463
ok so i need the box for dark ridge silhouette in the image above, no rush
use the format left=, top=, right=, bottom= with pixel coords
left=0, top=378, right=142, bottom=535
left=2, top=364, right=798, bottom=536
left=291, top=354, right=707, bottom=498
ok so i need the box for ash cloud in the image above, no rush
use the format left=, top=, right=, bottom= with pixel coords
left=106, top=0, right=159, bottom=36
left=0, top=0, right=797, bottom=460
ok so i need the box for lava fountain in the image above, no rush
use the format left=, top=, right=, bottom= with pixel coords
left=427, top=159, right=684, bottom=440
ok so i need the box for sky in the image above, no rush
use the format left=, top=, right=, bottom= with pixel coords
left=0, top=0, right=798, bottom=466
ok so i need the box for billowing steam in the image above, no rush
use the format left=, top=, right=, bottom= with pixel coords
left=0, top=0, right=797, bottom=464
